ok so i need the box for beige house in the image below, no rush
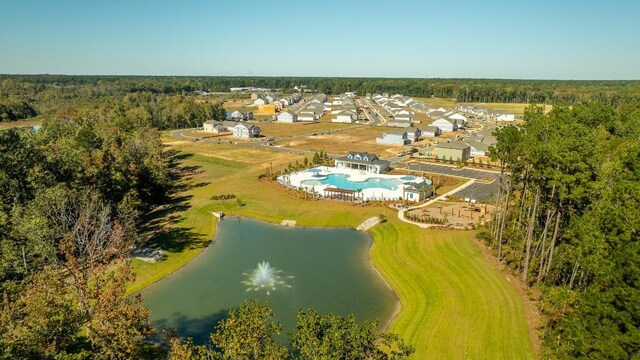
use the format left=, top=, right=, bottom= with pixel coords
left=436, top=142, right=471, bottom=162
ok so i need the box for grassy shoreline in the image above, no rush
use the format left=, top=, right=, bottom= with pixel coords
left=130, top=136, right=536, bottom=358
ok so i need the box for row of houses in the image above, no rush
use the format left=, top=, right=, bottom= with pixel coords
left=457, top=104, right=515, bottom=122
left=202, top=120, right=261, bottom=138
left=376, top=125, right=441, bottom=146
left=369, top=94, right=417, bottom=127
left=252, top=92, right=303, bottom=110
left=276, top=94, right=329, bottom=123
left=331, top=93, right=358, bottom=124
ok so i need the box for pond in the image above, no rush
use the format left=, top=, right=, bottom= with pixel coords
left=141, top=217, right=397, bottom=344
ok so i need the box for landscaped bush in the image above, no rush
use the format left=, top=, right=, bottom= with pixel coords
left=211, top=194, right=237, bottom=200
left=406, top=213, right=447, bottom=225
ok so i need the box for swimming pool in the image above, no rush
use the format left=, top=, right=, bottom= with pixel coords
left=301, top=173, right=403, bottom=191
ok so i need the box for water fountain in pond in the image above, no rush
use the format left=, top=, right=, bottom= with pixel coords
left=242, top=261, right=292, bottom=295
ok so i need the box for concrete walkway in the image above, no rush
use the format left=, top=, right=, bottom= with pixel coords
left=397, top=179, right=477, bottom=228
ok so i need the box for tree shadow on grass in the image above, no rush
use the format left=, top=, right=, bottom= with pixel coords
left=138, top=149, right=211, bottom=253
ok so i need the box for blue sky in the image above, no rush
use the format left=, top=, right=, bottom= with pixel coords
left=1, top=0, right=639, bottom=79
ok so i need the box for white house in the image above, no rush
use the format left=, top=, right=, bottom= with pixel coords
left=332, top=110, right=356, bottom=123
left=396, top=109, right=411, bottom=115
left=431, top=118, right=458, bottom=132
left=253, top=98, right=266, bottom=106
left=376, top=130, right=409, bottom=146
left=394, top=114, right=413, bottom=122
left=232, top=123, right=260, bottom=138
left=418, top=125, right=441, bottom=137
left=298, top=112, right=316, bottom=121
left=277, top=111, right=298, bottom=123
left=264, top=95, right=274, bottom=103
left=464, top=141, right=491, bottom=157
left=493, top=110, right=515, bottom=122
left=443, top=111, right=467, bottom=124
left=334, top=152, right=391, bottom=174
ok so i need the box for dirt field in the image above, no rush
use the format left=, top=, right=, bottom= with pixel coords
left=283, top=126, right=397, bottom=156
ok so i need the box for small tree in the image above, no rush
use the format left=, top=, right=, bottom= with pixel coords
left=291, top=309, right=413, bottom=359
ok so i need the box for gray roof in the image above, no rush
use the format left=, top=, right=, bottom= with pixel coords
left=437, top=142, right=471, bottom=150
left=418, top=125, right=440, bottom=133
left=387, top=129, right=408, bottom=136
left=464, top=141, right=491, bottom=152
left=336, top=152, right=390, bottom=166
left=405, top=181, right=432, bottom=192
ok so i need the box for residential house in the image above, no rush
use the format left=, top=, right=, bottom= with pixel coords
left=376, top=130, right=409, bottom=146
left=386, top=119, right=412, bottom=128
left=393, top=113, right=413, bottom=123
left=406, top=127, right=422, bottom=142
left=232, top=123, right=260, bottom=138
left=417, top=125, right=441, bottom=137
left=277, top=111, right=298, bottom=123
left=334, top=152, right=390, bottom=174
left=491, top=110, right=515, bottom=122
left=431, top=118, right=458, bottom=132
left=298, top=112, right=317, bottom=121
left=436, top=142, right=471, bottom=162
left=253, top=98, right=266, bottom=106
left=202, top=120, right=238, bottom=133
left=332, top=110, right=356, bottom=123
left=427, top=110, right=445, bottom=120
left=464, top=141, right=491, bottom=157
left=443, top=111, right=467, bottom=124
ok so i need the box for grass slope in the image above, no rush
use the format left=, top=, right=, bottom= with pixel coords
left=370, top=221, right=535, bottom=359
left=132, top=136, right=535, bottom=358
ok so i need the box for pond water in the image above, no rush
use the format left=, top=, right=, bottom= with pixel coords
left=141, top=217, right=396, bottom=344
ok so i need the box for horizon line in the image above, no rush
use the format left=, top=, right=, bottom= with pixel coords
left=1, top=73, right=639, bottom=82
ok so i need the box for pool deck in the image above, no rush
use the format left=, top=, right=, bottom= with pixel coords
left=279, top=166, right=429, bottom=201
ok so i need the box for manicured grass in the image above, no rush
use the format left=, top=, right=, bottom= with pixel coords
left=370, top=221, right=535, bottom=359
left=131, top=134, right=536, bottom=358
left=129, top=141, right=392, bottom=294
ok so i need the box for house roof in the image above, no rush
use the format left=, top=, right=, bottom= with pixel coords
left=405, top=180, right=433, bottom=192
left=336, top=152, right=390, bottom=166
left=464, top=141, right=491, bottom=152
left=387, top=129, right=408, bottom=136
left=437, top=142, right=471, bottom=150
left=417, top=125, right=440, bottom=133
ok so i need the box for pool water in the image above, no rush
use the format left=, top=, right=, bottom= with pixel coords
left=301, top=173, right=403, bottom=191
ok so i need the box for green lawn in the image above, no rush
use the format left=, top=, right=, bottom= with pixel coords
left=370, top=221, right=535, bottom=359
left=131, top=136, right=536, bottom=358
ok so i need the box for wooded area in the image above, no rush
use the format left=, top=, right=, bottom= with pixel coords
left=1, top=75, right=638, bottom=358
left=485, top=101, right=640, bottom=358
left=2, top=75, right=640, bottom=123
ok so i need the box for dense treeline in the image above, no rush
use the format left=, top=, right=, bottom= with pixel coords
left=0, top=78, right=227, bottom=124
left=167, top=300, right=412, bottom=359
left=484, top=101, right=640, bottom=358
left=0, top=108, right=172, bottom=357
left=0, top=98, right=37, bottom=121
left=3, top=75, right=640, bottom=114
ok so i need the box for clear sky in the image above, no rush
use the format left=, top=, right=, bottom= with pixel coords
left=1, top=0, right=639, bottom=79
